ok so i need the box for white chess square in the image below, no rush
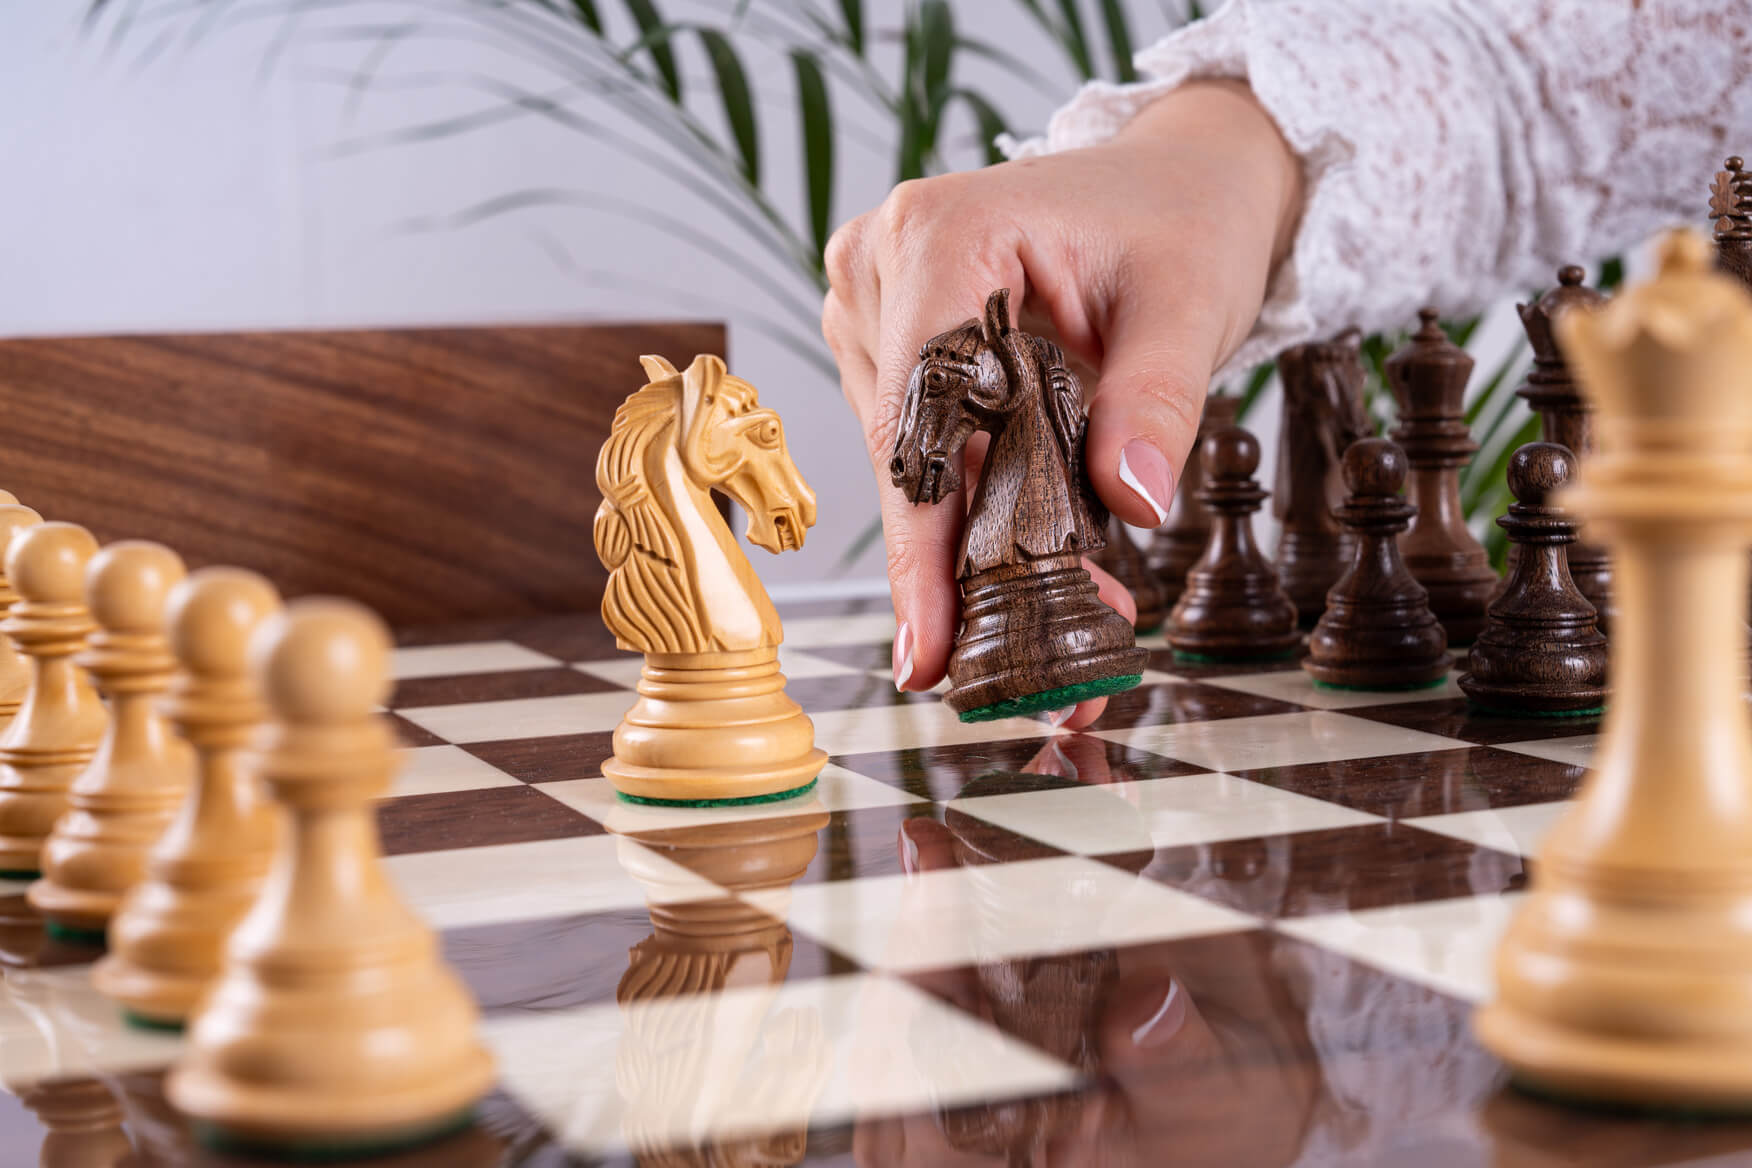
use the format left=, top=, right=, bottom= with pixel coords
left=950, top=772, right=1381, bottom=855
left=1276, top=893, right=1526, bottom=1003
left=1096, top=711, right=1468, bottom=773
left=482, top=973, right=1079, bottom=1158
left=1197, top=669, right=1465, bottom=710
left=780, top=612, right=897, bottom=649
left=1407, top=802, right=1571, bottom=858
left=386, top=835, right=724, bottom=930
left=388, top=745, right=523, bottom=799
left=573, top=646, right=859, bottom=688
left=540, top=763, right=922, bottom=830
left=0, top=967, right=184, bottom=1088
left=807, top=703, right=1052, bottom=756
left=1495, top=736, right=1598, bottom=768
left=395, top=692, right=637, bottom=743
left=762, top=855, right=1252, bottom=973
left=390, top=642, right=560, bottom=681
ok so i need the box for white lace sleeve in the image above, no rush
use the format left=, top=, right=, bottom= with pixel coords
left=1005, top=0, right=1752, bottom=381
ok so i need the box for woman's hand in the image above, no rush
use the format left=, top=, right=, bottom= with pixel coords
left=824, top=80, right=1301, bottom=728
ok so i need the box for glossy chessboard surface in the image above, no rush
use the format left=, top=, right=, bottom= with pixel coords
left=3, top=598, right=1752, bottom=1166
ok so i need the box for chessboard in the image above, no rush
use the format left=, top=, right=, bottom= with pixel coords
left=2, top=596, right=1751, bottom=1167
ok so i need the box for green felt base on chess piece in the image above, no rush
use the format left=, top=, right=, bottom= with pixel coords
left=617, top=778, right=819, bottom=809
left=43, top=919, right=107, bottom=946
left=1171, top=648, right=1300, bottom=666
left=123, top=1009, right=184, bottom=1034
left=0, top=869, right=39, bottom=881
left=193, top=1107, right=475, bottom=1164
left=1311, top=674, right=1450, bottom=694
left=1465, top=700, right=1605, bottom=719
left=958, top=674, right=1143, bottom=724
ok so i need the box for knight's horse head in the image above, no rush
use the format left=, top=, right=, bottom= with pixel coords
left=643, top=353, right=817, bottom=552
left=888, top=288, right=1028, bottom=505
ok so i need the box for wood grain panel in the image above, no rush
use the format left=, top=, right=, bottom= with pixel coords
left=0, top=323, right=725, bottom=626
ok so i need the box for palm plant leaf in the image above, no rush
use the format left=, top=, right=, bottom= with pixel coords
left=792, top=50, right=836, bottom=261
left=698, top=28, right=760, bottom=186
left=620, top=0, right=681, bottom=100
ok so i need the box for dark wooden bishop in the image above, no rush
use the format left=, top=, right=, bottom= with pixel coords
left=1712, top=156, right=1752, bottom=293
left=1512, top=266, right=1612, bottom=631
left=1164, top=426, right=1300, bottom=661
left=1459, top=442, right=1607, bottom=715
left=1386, top=308, right=1497, bottom=645
left=1274, top=332, right=1374, bottom=624
left=1303, top=438, right=1451, bottom=690
left=1147, top=394, right=1239, bottom=604
left=1091, top=514, right=1169, bottom=633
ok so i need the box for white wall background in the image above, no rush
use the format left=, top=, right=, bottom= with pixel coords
left=0, top=0, right=1558, bottom=600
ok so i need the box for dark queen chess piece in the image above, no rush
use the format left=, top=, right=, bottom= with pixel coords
left=1459, top=442, right=1607, bottom=716
left=1274, top=330, right=1375, bottom=624
left=889, top=289, right=1145, bottom=721
left=1712, top=156, right=1752, bottom=294
left=1091, top=513, right=1169, bottom=634
left=1513, top=265, right=1613, bottom=631
left=1303, top=438, right=1451, bottom=690
left=1386, top=309, right=1498, bottom=646
left=1147, top=393, right=1239, bottom=604
left=1164, top=426, right=1301, bottom=662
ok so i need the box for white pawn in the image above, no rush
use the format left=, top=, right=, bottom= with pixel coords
left=0, top=503, right=43, bottom=729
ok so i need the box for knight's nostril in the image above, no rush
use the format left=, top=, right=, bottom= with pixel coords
left=888, top=457, right=907, bottom=478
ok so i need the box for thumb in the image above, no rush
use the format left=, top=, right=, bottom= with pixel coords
left=1082, top=303, right=1217, bottom=531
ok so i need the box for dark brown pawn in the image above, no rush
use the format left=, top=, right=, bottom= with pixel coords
left=1387, top=308, right=1498, bottom=646
left=1274, top=331, right=1374, bottom=624
left=1092, top=514, right=1169, bottom=633
left=1511, top=265, right=1612, bottom=631
left=1303, top=438, right=1450, bottom=690
left=1712, top=156, right=1752, bottom=294
left=1459, top=443, right=1607, bottom=715
left=1165, top=426, right=1300, bottom=661
left=1147, top=394, right=1239, bottom=604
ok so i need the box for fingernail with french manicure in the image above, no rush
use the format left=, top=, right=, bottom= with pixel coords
left=893, top=621, right=915, bottom=692
left=1131, top=979, right=1188, bottom=1048
left=1047, top=706, right=1075, bottom=727
left=1118, top=441, right=1173, bottom=527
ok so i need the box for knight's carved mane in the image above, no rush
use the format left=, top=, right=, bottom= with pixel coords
left=594, top=375, right=711, bottom=653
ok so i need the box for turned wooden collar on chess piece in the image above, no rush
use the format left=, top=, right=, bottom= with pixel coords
left=1302, top=438, right=1451, bottom=690
left=1274, top=331, right=1374, bottom=625
left=1476, top=231, right=1752, bottom=1110
left=1164, top=425, right=1300, bottom=662
left=1387, top=309, right=1497, bottom=646
left=1148, top=393, right=1238, bottom=603
left=889, top=288, right=1144, bottom=721
left=594, top=354, right=826, bottom=805
left=1515, top=266, right=1612, bottom=630
left=1459, top=443, right=1607, bottom=716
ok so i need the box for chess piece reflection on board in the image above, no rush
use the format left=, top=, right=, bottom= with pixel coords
left=1386, top=309, right=1498, bottom=646
left=593, top=354, right=826, bottom=806
left=1476, top=231, right=1752, bottom=1109
left=1303, top=439, right=1451, bottom=690
left=889, top=289, right=1145, bottom=720
left=167, top=599, right=493, bottom=1156
left=1147, top=393, right=1239, bottom=604
left=1164, top=425, right=1300, bottom=662
left=1274, top=330, right=1375, bottom=625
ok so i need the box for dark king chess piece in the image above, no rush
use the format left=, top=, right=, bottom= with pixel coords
left=1091, top=514, right=1169, bottom=634
left=1712, top=155, right=1752, bottom=293
left=1513, top=266, right=1612, bottom=631
left=1164, top=426, right=1301, bottom=661
left=1387, top=309, right=1498, bottom=645
left=1303, top=438, right=1451, bottom=690
left=889, top=289, right=1145, bottom=721
left=1274, top=331, right=1375, bottom=624
left=1459, top=443, right=1607, bottom=716
left=1147, top=393, right=1239, bottom=604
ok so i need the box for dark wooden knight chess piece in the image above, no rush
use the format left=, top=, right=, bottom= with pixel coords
left=1712, top=155, right=1752, bottom=293
left=1459, top=442, right=1608, bottom=716
left=1274, top=330, right=1375, bottom=624
left=889, top=289, right=1145, bottom=721
left=1513, top=265, right=1612, bottom=631
left=1092, top=514, right=1169, bottom=633
left=1164, top=425, right=1300, bottom=661
left=1147, top=393, right=1239, bottom=604
left=1387, top=308, right=1498, bottom=645
left=1303, top=437, right=1451, bottom=690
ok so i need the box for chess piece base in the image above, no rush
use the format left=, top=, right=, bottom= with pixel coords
left=1408, top=556, right=1497, bottom=647
left=603, top=648, right=826, bottom=803
left=0, top=757, right=89, bottom=875
left=1304, top=608, right=1451, bottom=690
left=947, top=555, right=1146, bottom=720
